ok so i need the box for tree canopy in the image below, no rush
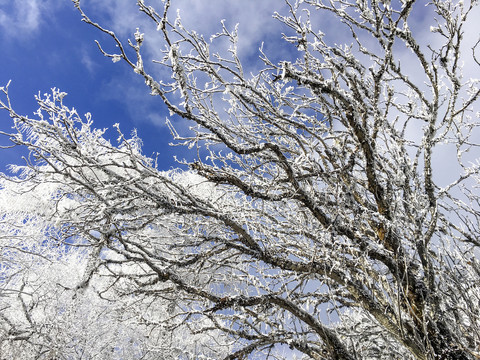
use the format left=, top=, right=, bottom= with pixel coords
left=1, top=0, right=480, bottom=359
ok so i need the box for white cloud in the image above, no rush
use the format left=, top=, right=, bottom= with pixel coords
left=80, top=47, right=98, bottom=74
left=172, top=1, right=288, bottom=55
left=79, top=0, right=291, bottom=129
left=80, top=1, right=480, bottom=161
left=0, top=0, right=53, bottom=37
left=85, top=0, right=144, bottom=37
left=84, top=0, right=289, bottom=69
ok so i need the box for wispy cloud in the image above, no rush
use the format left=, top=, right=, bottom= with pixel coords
left=0, top=0, right=57, bottom=38
left=80, top=47, right=98, bottom=74
left=85, top=0, right=289, bottom=68
left=78, top=0, right=291, bottom=131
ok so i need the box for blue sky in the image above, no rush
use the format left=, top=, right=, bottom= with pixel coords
left=0, top=0, right=478, bottom=182
left=0, top=1, right=175, bottom=171
left=0, top=0, right=289, bottom=173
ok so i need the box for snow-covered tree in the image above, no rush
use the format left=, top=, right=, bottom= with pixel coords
left=1, top=0, right=480, bottom=358
left=0, top=131, right=233, bottom=359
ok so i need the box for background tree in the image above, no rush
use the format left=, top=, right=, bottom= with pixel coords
left=0, top=137, right=232, bottom=359
left=1, top=0, right=480, bottom=359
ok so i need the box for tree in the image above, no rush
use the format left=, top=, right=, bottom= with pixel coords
left=0, top=154, right=232, bottom=359
left=1, top=0, right=480, bottom=358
